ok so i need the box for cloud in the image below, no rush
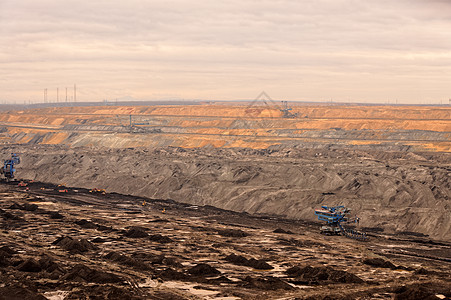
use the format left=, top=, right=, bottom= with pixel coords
left=0, top=0, right=450, bottom=103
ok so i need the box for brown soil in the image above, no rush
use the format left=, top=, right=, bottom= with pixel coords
left=0, top=180, right=450, bottom=299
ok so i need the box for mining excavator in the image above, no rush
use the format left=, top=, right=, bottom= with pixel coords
left=314, top=205, right=367, bottom=241
left=1, top=153, right=20, bottom=180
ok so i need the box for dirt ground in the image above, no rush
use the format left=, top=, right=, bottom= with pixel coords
left=2, top=145, right=450, bottom=241
left=0, top=103, right=449, bottom=299
left=0, top=179, right=450, bottom=299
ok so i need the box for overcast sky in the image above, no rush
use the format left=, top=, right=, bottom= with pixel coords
left=1, top=0, right=450, bottom=103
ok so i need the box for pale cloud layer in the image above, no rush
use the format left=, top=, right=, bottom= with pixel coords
left=1, top=0, right=450, bottom=103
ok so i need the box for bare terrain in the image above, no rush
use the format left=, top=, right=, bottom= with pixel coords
left=0, top=103, right=450, bottom=299
left=0, top=180, right=450, bottom=299
left=1, top=144, right=450, bottom=241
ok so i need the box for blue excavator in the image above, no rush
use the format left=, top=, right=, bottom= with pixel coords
left=1, top=153, right=20, bottom=179
left=314, top=205, right=367, bottom=241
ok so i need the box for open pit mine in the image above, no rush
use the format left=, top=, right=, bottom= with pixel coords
left=0, top=102, right=450, bottom=299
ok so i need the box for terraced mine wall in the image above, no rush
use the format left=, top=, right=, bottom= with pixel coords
left=0, top=104, right=449, bottom=151
left=0, top=104, right=450, bottom=240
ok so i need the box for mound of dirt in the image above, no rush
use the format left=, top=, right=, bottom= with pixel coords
left=60, top=264, right=123, bottom=283
left=52, top=236, right=98, bottom=253
left=394, top=282, right=451, bottom=300
left=48, top=211, right=64, bottom=219
left=65, top=285, right=140, bottom=300
left=159, top=267, right=188, bottom=280
left=363, top=257, right=397, bottom=269
left=188, top=263, right=221, bottom=276
left=225, top=253, right=248, bottom=265
left=8, top=203, right=22, bottom=210
left=148, top=290, right=191, bottom=300
left=22, top=203, right=38, bottom=211
left=0, top=285, right=47, bottom=300
left=0, top=252, right=11, bottom=267
left=17, top=258, right=42, bottom=272
left=104, top=251, right=151, bottom=270
left=217, top=229, right=248, bottom=237
left=16, top=255, right=64, bottom=276
left=225, top=254, right=273, bottom=270
left=1, top=209, right=23, bottom=221
left=0, top=246, right=16, bottom=267
left=74, top=219, right=97, bottom=229
left=124, top=226, right=148, bottom=238
left=286, top=265, right=364, bottom=284
left=38, top=255, right=64, bottom=274
left=273, top=228, right=294, bottom=234
left=0, top=245, right=16, bottom=255
left=149, top=234, right=173, bottom=243
left=242, top=276, right=295, bottom=291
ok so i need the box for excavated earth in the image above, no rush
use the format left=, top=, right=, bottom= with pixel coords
left=0, top=180, right=450, bottom=299
left=0, top=103, right=450, bottom=298
left=0, top=103, right=449, bottom=241
left=1, top=145, right=450, bottom=241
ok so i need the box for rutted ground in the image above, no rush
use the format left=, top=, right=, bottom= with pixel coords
left=2, top=145, right=450, bottom=241
left=0, top=181, right=450, bottom=299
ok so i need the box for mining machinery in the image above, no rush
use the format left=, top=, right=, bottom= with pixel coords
left=1, top=153, right=20, bottom=179
left=314, top=205, right=367, bottom=241
left=280, top=101, right=298, bottom=118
